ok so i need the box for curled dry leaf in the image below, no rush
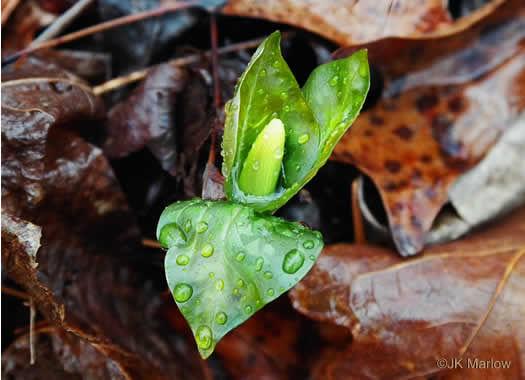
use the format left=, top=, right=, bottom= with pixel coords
left=331, top=0, right=525, bottom=255
left=1, top=64, right=207, bottom=379
left=104, top=63, right=189, bottom=175
left=290, top=206, right=525, bottom=379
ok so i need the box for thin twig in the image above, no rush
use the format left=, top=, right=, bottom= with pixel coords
left=1, top=0, right=21, bottom=27
left=2, top=1, right=198, bottom=65
left=92, top=35, right=279, bottom=96
left=2, top=286, right=31, bottom=300
left=30, top=297, right=36, bottom=364
left=31, top=0, right=95, bottom=44
left=352, top=179, right=366, bottom=244
left=142, top=238, right=162, bottom=249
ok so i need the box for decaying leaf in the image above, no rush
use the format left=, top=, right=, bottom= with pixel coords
left=2, top=64, right=207, bottom=379
left=104, top=63, right=189, bottom=175
left=331, top=0, right=525, bottom=255
left=290, top=206, right=525, bottom=379
left=222, top=0, right=457, bottom=46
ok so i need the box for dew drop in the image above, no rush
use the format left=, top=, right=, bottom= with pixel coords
left=263, top=271, right=273, bottom=279
left=237, top=279, right=245, bottom=287
left=209, top=272, right=215, bottom=278
left=196, top=325, right=213, bottom=350
left=309, top=254, right=316, bottom=261
left=255, top=299, right=261, bottom=306
left=298, top=133, right=310, bottom=145
left=257, top=88, right=264, bottom=95
left=216, top=311, right=228, bottom=325
left=176, top=255, right=190, bottom=266
left=283, top=105, right=290, bottom=112
left=255, top=257, right=264, bottom=272
left=241, top=295, right=247, bottom=302
left=282, top=249, right=305, bottom=274
left=303, top=240, right=315, bottom=249
left=337, top=91, right=343, bottom=97
left=201, top=243, right=214, bottom=257
left=173, top=283, right=193, bottom=302
left=314, top=231, right=323, bottom=240
left=197, top=221, right=208, bottom=233
left=236, top=252, right=246, bottom=262
left=196, top=300, right=201, bottom=306
left=244, top=305, right=253, bottom=314
left=267, top=288, right=275, bottom=296
left=343, top=77, right=349, bottom=85
left=215, top=279, right=224, bottom=291
left=274, top=147, right=284, bottom=159
left=280, top=91, right=288, bottom=100
left=329, top=75, right=339, bottom=87
left=252, top=161, right=260, bottom=170
left=184, top=220, right=192, bottom=232
left=260, top=69, right=267, bottom=77
left=279, top=287, right=285, bottom=292
left=159, top=223, right=187, bottom=248
left=232, top=103, right=239, bottom=110
left=272, top=60, right=281, bottom=68
left=233, top=288, right=239, bottom=295
left=295, top=164, right=301, bottom=172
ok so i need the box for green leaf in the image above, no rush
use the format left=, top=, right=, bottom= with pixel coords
left=157, top=199, right=323, bottom=358
left=222, top=32, right=370, bottom=214
left=302, top=49, right=370, bottom=165
left=222, top=31, right=320, bottom=212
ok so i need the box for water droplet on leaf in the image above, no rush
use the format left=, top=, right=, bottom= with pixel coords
left=272, top=60, right=281, bottom=68
left=264, top=271, right=273, bottom=279
left=173, top=283, right=193, bottom=302
left=216, top=312, right=228, bottom=325
left=267, top=288, right=275, bottom=296
left=237, top=279, right=245, bottom=287
left=255, top=257, right=264, bottom=271
left=197, top=221, right=208, bottom=233
left=159, top=223, right=187, bottom=248
left=260, top=69, right=267, bottom=77
left=176, top=255, right=190, bottom=265
left=283, top=249, right=305, bottom=274
left=298, top=133, right=310, bottom=144
left=196, top=326, right=213, bottom=350
left=244, top=305, right=253, bottom=314
left=202, top=243, right=214, bottom=257
left=215, top=279, right=224, bottom=291
left=303, top=240, right=314, bottom=249
left=236, top=252, right=246, bottom=262
left=329, top=75, right=339, bottom=87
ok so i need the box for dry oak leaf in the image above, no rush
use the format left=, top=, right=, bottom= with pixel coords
left=331, top=0, right=525, bottom=255
left=290, top=206, right=525, bottom=379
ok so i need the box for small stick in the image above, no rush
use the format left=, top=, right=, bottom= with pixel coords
left=92, top=34, right=278, bottom=96
left=1, top=0, right=21, bottom=27
left=31, top=0, right=95, bottom=44
left=352, top=178, right=366, bottom=244
left=2, top=1, right=198, bottom=65
left=142, top=238, right=162, bottom=249
left=30, top=297, right=36, bottom=364
left=2, top=286, right=31, bottom=300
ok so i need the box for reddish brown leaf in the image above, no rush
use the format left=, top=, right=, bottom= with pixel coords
left=2, top=64, right=206, bottom=379
left=331, top=0, right=525, bottom=255
left=290, top=207, right=525, bottom=379
left=222, top=0, right=458, bottom=47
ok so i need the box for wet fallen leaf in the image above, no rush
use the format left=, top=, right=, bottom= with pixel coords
left=331, top=0, right=525, bottom=255
left=222, top=0, right=507, bottom=47
left=103, top=63, right=188, bottom=175
left=2, top=64, right=207, bottom=379
left=290, top=206, right=525, bottom=379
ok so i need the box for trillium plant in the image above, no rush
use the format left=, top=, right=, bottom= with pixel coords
left=157, top=31, right=370, bottom=358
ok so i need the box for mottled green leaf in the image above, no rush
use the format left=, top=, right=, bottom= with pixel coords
left=302, top=49, right=370, bottom=165
left=157, top=199, right=323, bottom=358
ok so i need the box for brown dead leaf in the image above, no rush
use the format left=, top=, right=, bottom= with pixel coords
left=331, top=0, right=525, bottom=255
left=223, top=0, right=508, bottom=47
left=290, top=206, right=525, bottom=379
left=103, top=63, right=189, bottom=175
left=2, top=63, right=207, bottom=379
